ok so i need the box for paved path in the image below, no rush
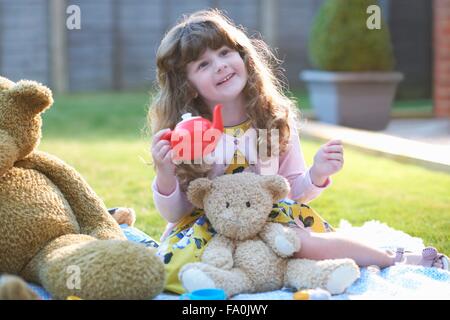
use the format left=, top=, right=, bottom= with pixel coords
left=382, top=118, right=450, bottom=146
left=300, top=118, right=450, bottom=173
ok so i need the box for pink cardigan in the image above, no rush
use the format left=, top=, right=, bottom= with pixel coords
left=152, top=124, right=330, bottom=241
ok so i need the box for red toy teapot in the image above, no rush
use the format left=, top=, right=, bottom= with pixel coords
left=160, top=104, right=224, bottom=161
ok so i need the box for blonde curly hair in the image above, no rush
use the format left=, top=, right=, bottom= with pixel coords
left=148, top=9, right=300, bottom=191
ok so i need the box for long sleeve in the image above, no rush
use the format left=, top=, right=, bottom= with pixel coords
left=152, top=177, right=194, bottom=223
left=278, top=124, right=330, bottom=203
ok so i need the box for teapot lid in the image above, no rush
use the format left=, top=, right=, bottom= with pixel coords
left=178, top=112, right=201, bottom=124
left=181, top=113, right=193, bottom=120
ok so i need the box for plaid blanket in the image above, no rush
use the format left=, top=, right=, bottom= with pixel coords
left=28, top=221, right=450, bottom=300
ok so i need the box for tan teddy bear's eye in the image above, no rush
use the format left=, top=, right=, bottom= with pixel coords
left=226, top=202, right=230, bottom=208
left=246, top=201, right=251, bottom=207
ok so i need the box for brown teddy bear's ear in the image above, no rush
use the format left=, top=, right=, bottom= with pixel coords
left=186, top=178, right=213, bottom=209
left=0, top=130, right=19, bottom=176
left=6, top=80, right=53, bottom=114
left=259, top=175, right=290, bottom=202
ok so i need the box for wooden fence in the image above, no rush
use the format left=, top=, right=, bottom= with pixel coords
left=0, top=0, right=433, bottom=99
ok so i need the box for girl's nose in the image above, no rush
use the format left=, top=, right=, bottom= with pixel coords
left=216, top=62, right=227, bottom=73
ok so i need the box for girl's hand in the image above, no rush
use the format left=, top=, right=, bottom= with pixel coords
left=310, top=139, right=344, bottom=187
left=151, top=129, right=176, bottom=177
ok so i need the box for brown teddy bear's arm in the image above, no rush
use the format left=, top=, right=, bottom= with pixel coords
left=16, top=151, right=125, bottom=240
left=201, top=234, right=235, bottom=270
left=259, top=223, right=301, bottom=258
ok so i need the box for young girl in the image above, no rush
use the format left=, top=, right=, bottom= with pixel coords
left=148, top=9, right=448, bottom=294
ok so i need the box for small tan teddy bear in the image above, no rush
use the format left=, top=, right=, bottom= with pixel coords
left=179, top=172, right=360, bottom=298
left=0, top=76, right=165, bottom=300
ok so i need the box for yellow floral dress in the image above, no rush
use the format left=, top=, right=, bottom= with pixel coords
left=156, top=120, right=334, bottom=294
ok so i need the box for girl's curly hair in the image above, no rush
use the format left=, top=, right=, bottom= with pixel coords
left=148, top=9, right=300, bottom=191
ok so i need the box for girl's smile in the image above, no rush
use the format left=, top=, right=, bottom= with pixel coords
left=216, top=72, right=235, bottom=86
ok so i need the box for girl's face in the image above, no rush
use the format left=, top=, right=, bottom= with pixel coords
left=186, top=46, right=248, bottom=107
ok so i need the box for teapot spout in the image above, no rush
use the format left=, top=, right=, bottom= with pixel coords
left=211, top=104, right=224, bottom=132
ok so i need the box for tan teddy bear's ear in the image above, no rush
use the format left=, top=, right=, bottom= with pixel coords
left=0, top=130, right=19, bottom=176
left=0, top=76, right=15, bottom=91
left=186, top=178, right=213, bottom=209
left=259, top=175, right=290, bottom=202
left=6, top=80, right=53, bottom=114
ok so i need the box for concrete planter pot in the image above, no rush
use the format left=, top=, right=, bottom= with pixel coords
left=300, top=70, right=404, bottom=130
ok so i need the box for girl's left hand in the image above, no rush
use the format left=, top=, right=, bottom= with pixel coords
left=310, top=139, right=344, bottom=186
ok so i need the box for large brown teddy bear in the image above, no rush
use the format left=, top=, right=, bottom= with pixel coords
left=179, top=172, right=360, bottom=298
left=0, top=76, right=165, bottom=299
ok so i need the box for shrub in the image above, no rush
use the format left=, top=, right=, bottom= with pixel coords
left=308, top=0, right=395, bottom=71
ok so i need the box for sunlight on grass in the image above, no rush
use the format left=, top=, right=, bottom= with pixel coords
left=37, top=91, right=449, bottom=253
left=40, top=136, right=450, bottom=253
left=301, top=140, right=450, bottom=253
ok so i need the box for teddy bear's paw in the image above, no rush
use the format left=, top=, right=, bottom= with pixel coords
left=0, top=275, right=40, bottom=300
left=180, top=268, right=216, bottom=293
left=325, top=264, right=360, bottom=294
left=274, top=235, right=297, bottom=257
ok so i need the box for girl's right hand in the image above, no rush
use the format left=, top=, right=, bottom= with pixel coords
left=151, top=128, right=176, bottom=177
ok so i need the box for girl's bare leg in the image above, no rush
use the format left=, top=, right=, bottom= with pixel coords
left=293, top=228, right=395, bottom=268
left=293, top=228, right=446, bottom=268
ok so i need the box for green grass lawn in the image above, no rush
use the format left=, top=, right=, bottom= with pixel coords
left=40, top=91, right=449, bottom=254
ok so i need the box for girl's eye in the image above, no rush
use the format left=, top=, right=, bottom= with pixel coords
left=198, top=61, right=208, bottom=70
left=220, top=49, right=229, bottom=56
left=246, top=201, right=251, bottom=208
left=226, top=202, right=230, bottom=208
